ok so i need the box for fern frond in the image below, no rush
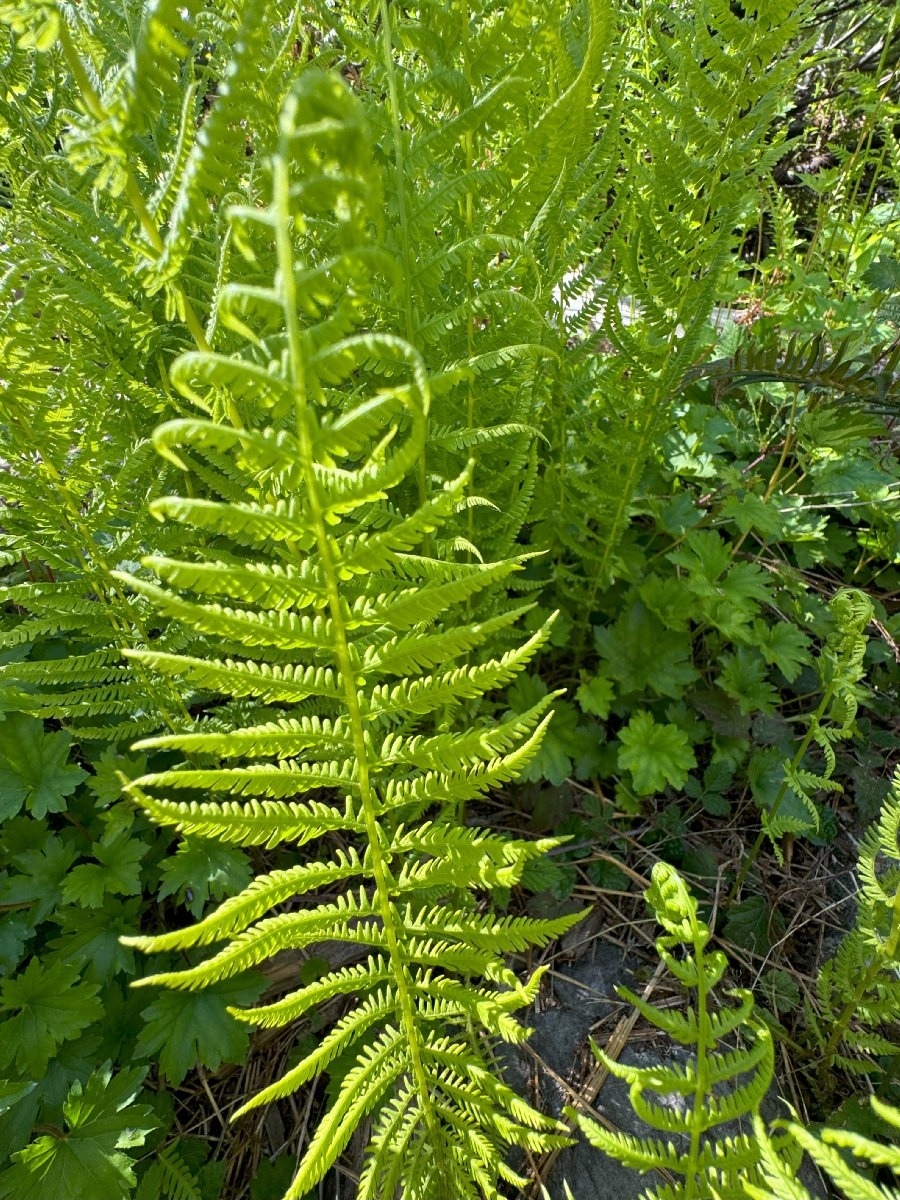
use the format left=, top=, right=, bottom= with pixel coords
left=745, top=1102, right=900, bottom=1200
left=808, top=768, right=900, bottom=1085
left=570, top=863, right=774, bottom=1199
left=118, top=67, right=580, bottom=1198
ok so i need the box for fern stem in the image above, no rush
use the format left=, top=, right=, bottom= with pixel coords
left=686, top=936, right=712, bottom=1200
left=818, top=5, right=898, bottom=292
left=55, top=21, right=105, bottom=122
left=462, top=0, right=477, bottom=559
left=579, top=376, right=669, bottom=643
left=378, top=0, right=416, bottom=347
left=378, top=0, right=429, bottom=520
left=273, top=147, right=444, bottom=1168
left=728, top=681, right=835, bottom=907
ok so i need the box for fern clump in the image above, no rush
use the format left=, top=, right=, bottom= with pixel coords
left=571, top=862, right=775, bottom=1200
left=808, top=768, right=900, bottom=1086
left=544, top=0, right=819, bottom=612
left=117, top=72, right=581, bottom=1200
left=0, top=0, right=296, bottom=740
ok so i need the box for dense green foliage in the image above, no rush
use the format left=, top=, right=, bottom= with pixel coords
left=0, top=1, right=898, bottom=1198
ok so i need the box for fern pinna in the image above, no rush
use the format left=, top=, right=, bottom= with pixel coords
left=118, top=74, right=579, bottom=1200
left=572, top=863, right=775, bottom=1200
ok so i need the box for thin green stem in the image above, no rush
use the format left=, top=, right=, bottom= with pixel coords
left=685, top=936, right=711, bottom=1200
left=728, top=682, right=835, bottom=906
left=378, top=0, right=426, bottom=516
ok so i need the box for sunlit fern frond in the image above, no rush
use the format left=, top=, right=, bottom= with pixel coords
left=118, top=71, right=580, bottom=1200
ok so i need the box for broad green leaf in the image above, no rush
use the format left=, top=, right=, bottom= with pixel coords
left=508, top=675, right=582, bottom=786
left=722, top=895, right=782, bottom=957
left=750, top=619, right=812, bottom=682
left=862, top=254, right=900, bottom=291
left=0, top=916, right=35, bottom=973
left=721, top=493, right=783, bottom=539
left=668, top=529, right=731, bottom=582
left=0, top=832, right=78, bottom=923
left=637, top=573, right=696, bottom=631
left=0, top=959, right=103, bottom=1076
left=719, top=647, right=779, bottom=715
left=759, top=967, right=800, bottom=1015
left=86, top=747, right=148, bottom=807
left=617, top=712, right=697, bottom=796
left=575, top=674, right=614, bottom=719
left=135, top=972, right=266, bottom=1083
left=0, top=1067, right=156, bottom=1200
left=0, top=715, right=87, bottom=820
left=594, top=600, right=698, bottom=699
left=60, top=834, right=148, bottom=909
left=157, top=836, right=253, bottom=917
left=45, top=898, right=141, bottom=982
left=0, top=1080, right=36, bottom=1116
left=798, top=406, right=889, bottom=454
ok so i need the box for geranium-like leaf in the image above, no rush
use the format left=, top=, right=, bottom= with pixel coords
left=0, top=1066, right=156, bottom=1200
left=750, top=620, right=812, bottom=683
left=0, top=958, right=102, bottom=1077
left=86, top=746, right=148, bottom=808
left=157, top=836, right=253, bottom=918
left=719, top=647, right=779, bottom=715
left=575, top=674, right=614, bottom=719
left=0, top=715, right=87, bottom=820
left=135, top=972, right=266, bottom=1083
left=61, top=834, right=148, bottom=909
left=617, top=711, right=697, bottom=796
left=595, top=600, right=698, bottom=699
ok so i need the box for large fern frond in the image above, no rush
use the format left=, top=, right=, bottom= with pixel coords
left=119, top=71, right=580, bottom=1200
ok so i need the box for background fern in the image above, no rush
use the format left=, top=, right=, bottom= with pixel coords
left=807, top=768, right=900, bottom=1088
left=1, top=2, right=898, bottom=1197
left=537, top=0, right=822, bottom=626
left=744, top=1101, right=900, bottom=1200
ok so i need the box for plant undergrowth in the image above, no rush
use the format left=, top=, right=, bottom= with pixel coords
left=0, top=1, right=898, bottom=1199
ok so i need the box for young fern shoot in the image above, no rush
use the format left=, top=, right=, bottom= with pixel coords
left=731, top=587, right=873, bottom=898
left=571, top=863, right=775, bottom=1200
left=118, top=74, right=580, bottom=1200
